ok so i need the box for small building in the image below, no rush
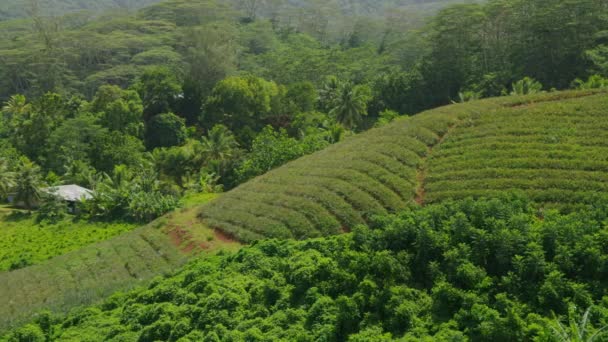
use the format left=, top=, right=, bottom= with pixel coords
left=8, top=184, right=94, bottom=213
left=42, top=185, right=94, bottom=213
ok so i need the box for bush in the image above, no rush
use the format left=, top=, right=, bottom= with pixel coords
left=8, top=324, right=45, bottom=342
left=510, top=77, right=543, bottom=95
left=36, top=193, right=68, bottom=224
left=127, top=192, right=179, bottom=223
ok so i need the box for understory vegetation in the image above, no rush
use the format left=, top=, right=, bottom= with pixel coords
left=5, top=196, right=608, bottom=341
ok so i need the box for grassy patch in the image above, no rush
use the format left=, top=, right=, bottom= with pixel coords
left=179, top=192, right=219, bottom=208
left=0, top=211, right=137, bottom=272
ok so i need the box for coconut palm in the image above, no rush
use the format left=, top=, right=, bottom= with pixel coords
left=14, top=160, right=44, bottom=211
left=2, top=94, right=31, bottom=121
left=200, top=124, right=238, bottom=176
left=329, top=82, right=371, bottom=130
left=319, top=75, right=342, bottom=112
left=550, top=306, right=608, bottom=342
left=0, top=158, right=16, bottom=200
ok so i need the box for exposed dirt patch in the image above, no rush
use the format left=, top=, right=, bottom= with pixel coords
left=415, top=126, right=457, bottom=206
left=415, top=170, right=427, bottom=205
left=182, top=242, right=196, bottom=254
left=214, top=228, right=237, bottom=243
left=166, top=226, right=196, bottom=253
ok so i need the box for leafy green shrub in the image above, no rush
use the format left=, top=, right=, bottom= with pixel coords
left=127, top=192, right=179, bottom=223
left=572, top=75, right=608, bottom=89
left=7, top=324, right=45, bottom=342
left=35, top=193, right=68, bottom=224
left=510, top=77, right=543, bottom=95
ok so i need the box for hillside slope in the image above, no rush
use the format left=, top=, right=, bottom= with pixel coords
left=0, top=205, right=240, bottom=332
left=1, top=90, right=606, bottom=332
left=199, top=90, right=608, bottom=242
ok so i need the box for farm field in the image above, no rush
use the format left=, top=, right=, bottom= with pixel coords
left=0, top=211, right=137, bottom=272
left=198, top=89, right=608, bottom=241
left=1, top=89, right=607, bottom=334
left=0, top=195, right=238, bottom=332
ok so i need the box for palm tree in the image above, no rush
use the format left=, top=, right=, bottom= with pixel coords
left=2, top=94, right=31, bottom=122
left=329, top=82, right=371, bottom=130
left=319, top=75, right=342, bottom=112
left=550, top=306, right=608, bottom=342
left=14, top=160, right=44, bottom=211
left=0, top=158, right=16, bottom=200
left=510, top=77, right=543, bottom=96
left=200, top=124, right=238, bottom=177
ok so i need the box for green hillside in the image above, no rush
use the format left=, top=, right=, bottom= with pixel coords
left=199, top=90, right=608, bottom=242
left=0, top=201, right=240, bottom=332
left=4, top=196, right=608, bottom=341
left=1, top=90, right=607, bottom=338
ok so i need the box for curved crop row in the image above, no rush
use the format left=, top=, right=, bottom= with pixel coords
left=425, top=91, right=608, bottom=207
left=198, top=107, right=464, bottom=242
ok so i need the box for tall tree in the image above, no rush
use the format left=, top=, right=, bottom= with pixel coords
left=329, top=82, right=371, bottom=130
left=145, top=113, right=187, bottom=149
left=0, top=158, right=16, bottom=200
left=89, top=85, right=144, bottom=137
left=133, top=67, right=181, bottom=119
left=14, top=160, right=44, bottom=210
left=200, top=124, right=239, bottom=178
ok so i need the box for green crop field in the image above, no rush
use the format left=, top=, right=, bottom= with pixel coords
left=198, top=89, right=608, bottom=242
left=0, top=212, right=138, bottom=272
left=0, top=196, right=239, bottom=332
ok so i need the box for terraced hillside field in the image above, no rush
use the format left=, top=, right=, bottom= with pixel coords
left=0, top=203, right=240, bottom=332
left=1, top=90, right=606, bottom=332
left=199, top=89, right=608, bottom=242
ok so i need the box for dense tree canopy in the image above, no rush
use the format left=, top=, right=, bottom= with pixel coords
left=7, top=196, right=608, bottom=341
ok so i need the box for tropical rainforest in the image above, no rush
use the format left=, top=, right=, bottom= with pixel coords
left=1, top=0, right=608, bottom=340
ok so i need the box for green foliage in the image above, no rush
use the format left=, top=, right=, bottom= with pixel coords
left=0, top=211, right=137, bottom=272
left=572, top=75, right=608, bottom=90
left=13, top=160, right=44, bottom=211
left=586, top=44, right=608, bottom=75
left=204, top=75, right=280, bottom=144
left=374, top=109, right=400, bottom=127
left=89, top=85, right=144, bottom=137
left=84, top=166, right=178, bottom=222
left=329, top=82, right=371, bottom=130
left=424, top=90, right=608, bottom=210
left=35, top=193, right=68, bottom=224
left=145, top=113, right=188, bottom=149
left=127, top=191, right=179, bottom=223
left=0, top=158, right=16, bottom=200
left=133, top=66, right=182, bottom=118
left=510, top=77, right=544, bottom=96
left=6, top=324, right=45, bottom=342
left=236, top=126, right=329, bottom=183
left=549, top=306, right=608, bottom=342
left=455, top=90, right=482, bottom=103
left=8, top=197, right=608, bottom=341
